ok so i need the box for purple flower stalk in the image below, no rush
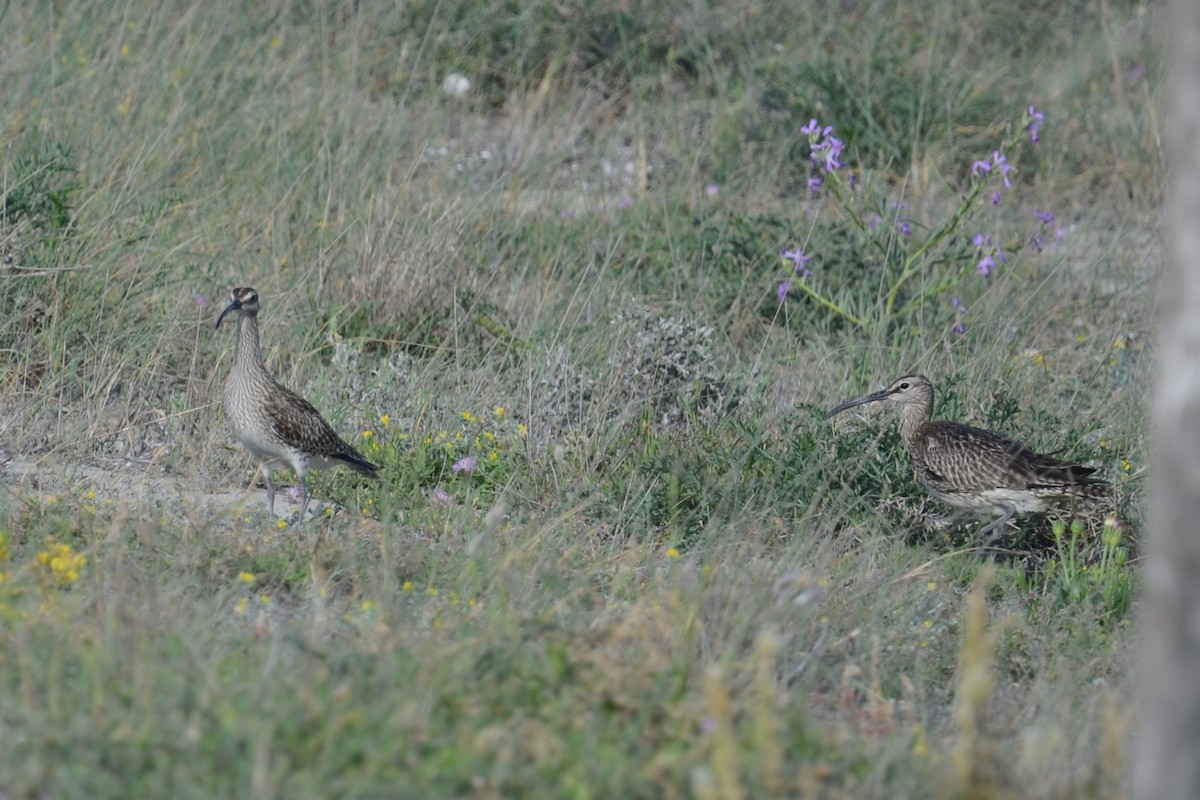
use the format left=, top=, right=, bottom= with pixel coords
left=976, top=254, right=995, bottom=276
left=952, top=295, right=968, bottom=313
left=1027, top=104, right=1045, bottom=143
left=808, top=176, right=823, bottom=193
left=452, top=456, right=477, bottom=475
left=777, top=281, right=791, bottom=303
left=1034, top=209, right=1055, bottom=226
left=781, top=248, right=813, bottom=277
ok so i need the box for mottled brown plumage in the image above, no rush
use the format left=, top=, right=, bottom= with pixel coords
left=215, top=287, right=378, bottom=523
left=827, top=374, right=1107, bottom=539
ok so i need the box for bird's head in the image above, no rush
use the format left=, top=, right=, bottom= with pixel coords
left=215, top=287, right=260, bottom=330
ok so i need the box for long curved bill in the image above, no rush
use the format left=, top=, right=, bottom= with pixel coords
left=825, top=388, right=891, bottom=420
left=214, top=298, right=241, bottom=330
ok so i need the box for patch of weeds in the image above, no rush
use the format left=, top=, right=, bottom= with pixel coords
left=1041, top=517, right=1134, bottom=623
left=611, top=306, right=740, bottom=430
left=757, top=49, right=1003, bottom=175
left=339, top=406, right=529, bottom=510
left=1, top=139, right=79, bottom=234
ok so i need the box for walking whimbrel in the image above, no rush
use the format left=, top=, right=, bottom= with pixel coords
left=215, top=287, right=379, bottom=523
left=826, top=374, right=1107, bottom=540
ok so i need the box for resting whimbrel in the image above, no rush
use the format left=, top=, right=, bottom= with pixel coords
left=215, top=287, right=379, bottom=523
left=826, top=374, right=1107, bottom=540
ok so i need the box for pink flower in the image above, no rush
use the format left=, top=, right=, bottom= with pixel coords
left=452, top=456, right=477, bottom=475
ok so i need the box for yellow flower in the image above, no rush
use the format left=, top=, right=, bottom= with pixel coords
left=260, top=594, right=271, bottom=604
left=493, top=406, right=506, bottom=419
left=236, top=597, right=249, bottom=614
left=402, top=581, right=414, bottom=591
left=35, top=542, right=86, bottom=586
left=380, top=414, right=390, bottom=426
left=362, top=430, right=373, bottom=439
left=926, top=581, right=937, bottom=591
left=665, top=547, right=680, bottom=559
left=361, top=600, right=374, bottom=611
left=428, top=588, right=439, bottom=597
left=517, top=423, right=528, bottom=437
left=922, top=619, right=933, bottom=629
left=277, top=519, right=288, bottom=530
left=462, top=411, right=475, bottom=423
left=488, top=451, right=499, bottom=462
left=239, top=571, right=256, bottom=584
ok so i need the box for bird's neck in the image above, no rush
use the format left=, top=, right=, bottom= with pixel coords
left=898, top=398, right=933, bottom=447
left=234, top=314, right=266, bottom=375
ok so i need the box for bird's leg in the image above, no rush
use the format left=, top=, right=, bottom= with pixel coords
left=977, top=504, right=1016, bottom=545
left=296, top=476, right=310, bottom=525
left=262, top=466, right=276, bottom=518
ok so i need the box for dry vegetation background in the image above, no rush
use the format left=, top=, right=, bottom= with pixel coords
left=0, top=1, right=1158, bottom=797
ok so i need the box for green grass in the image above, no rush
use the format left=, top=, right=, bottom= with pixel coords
left=0, top=0, right=1155, bottom=796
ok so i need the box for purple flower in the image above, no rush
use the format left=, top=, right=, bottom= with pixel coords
left=801, top=119, right=846, bottom=173
left=952, top=321, right=966, bottom=335
left=867, top=214, right=882, bottom=231
left=433, top=487, right=454, bottom=505
left=777, top=281, right=791, bottom=302
left=452, top=456, right=477, bottom=475
left=976, top=254, right=995, bottom=276
left=1027, top=104, right=1045, bottom=143
left=992, top=151, right=1011, bottom=187
left=781, top=248, right=813, bottom=277
left=897, top=221, right=912, bottom=236
left=991, top=191, right=1002, bottom=206
left=973, top=233, right=990, bottom=248
left=808, top=176, right=823, bottom=193
left=704, top=183, right=720, bottom=197
left=952, top=295, right=968, bottom=313
left=1034, top=209, right=1055, bottom=226
left=287, top=485, right=303, bottom=504
left=816, top=136, right=845, bottom=171
left=971, top=160, right=992, bottom=177
left=1031, top=237, right=1043, bottom=253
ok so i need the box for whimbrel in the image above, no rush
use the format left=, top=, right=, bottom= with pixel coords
left=826, top=374, right=1107, bottom=540
left=215, top=287, right=379, bottom=523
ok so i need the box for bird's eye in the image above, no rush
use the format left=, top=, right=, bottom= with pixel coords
left=899, top=382, right=910, bottom=390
